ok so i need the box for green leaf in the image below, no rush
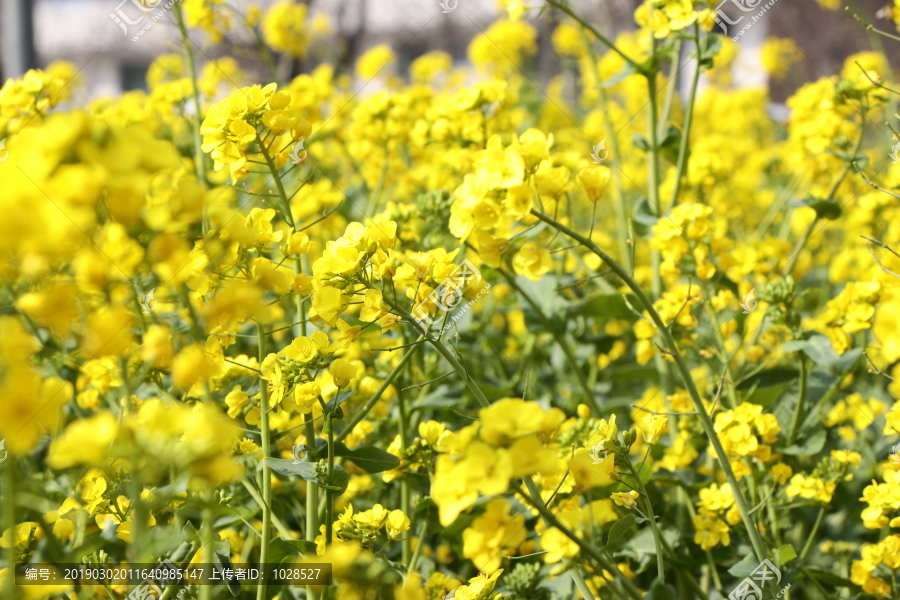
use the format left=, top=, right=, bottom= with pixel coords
left=601, top=62, right=637, bottom=88
left=799, top=567, right=856, bottom=588
left=565, top=293, right=643, bottom=321
left=632, top=197, right=659, bottom=227
left=265, top=458, right=319, bottom=482
left=775, top=544, right=798, bottom=567
left=268, top=538, right=317, bottom=565
left=736, top=368, right=800, bottom=391
left=781, top=429, right=826, bottom=456
left=607, top=514, right=637, bottom=546
left=633, top=133, right=651, bottom=152
left=647, top=578, right=677, bottom=600
left=790, top=197, right=842, bottom=220
left=658, top=125, right=687, bottom=166
left=413, top=497, right=442, bottom=535
left=787, top=334, right=862, bottom=377
left=329, top=464, right=350, bottom=496
left=325, top=389, right=354, bottom=414
left=334, top=443, right=400, bottom=473
left=212, top=540, right=242, bottom=597
left=697, top=35, right=722, bottom=70
left=728, top=553, right=759, bottom=579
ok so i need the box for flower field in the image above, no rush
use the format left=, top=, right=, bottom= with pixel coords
left=3, top=0, right=900, bottom=599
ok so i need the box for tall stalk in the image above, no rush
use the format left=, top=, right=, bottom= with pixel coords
left=626, top=457, right=664, bottom=580
left=172, top=3, right=208, bottom=230
left=530, top=209, right=770, bottom=564
left=397, top=380, right=412, bottom=563
left=498, top=268, right=598, bottom=413
left=4, top=458, right=16, bottom=600
left=256, top=322, right=272, bottom=600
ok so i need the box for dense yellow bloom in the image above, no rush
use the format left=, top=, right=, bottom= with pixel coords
left=462, top=499, right=525, bottom=573
left=263, top=1, right=310, bottom=57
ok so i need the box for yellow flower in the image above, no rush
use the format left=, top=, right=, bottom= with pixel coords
left=262, top=1, right=310, bottom=58
left=462, top=498, right=525, bottom=573
left=578, top=164, right=612, bottom=203
left=612, top=491, right=639, bottom=509
left=540, top=526, right=579, bottom=563
left=356, top=45, right=394, bottom=79
left=513, top=242, right=553, bottom=281
left=330, top=358, right=358, bottom=389
left=693, top=513, right=730, bottom=550
left=46, top=412, right=118, bottom=470
left=387, top=510, right=410, bottom=540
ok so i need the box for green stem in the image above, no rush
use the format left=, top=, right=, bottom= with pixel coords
left=626, top=459, right=664, bottom=580
left=498, top=268, right=597, bottom=413
left=530, top=209, right=769, bottom=564
left=397, top=378, right=412, bottom=563
left=544, top=0, right=642, bottom=71
left=783, top=113, right=864, bottom=274
left=520, top=479, right=643, bottom=600
left=172, top=3, right=207, bottom=230
left=658, top=39, right=683, bottom=139
left=240, top=478, right=293, bottom=539
left=580, top=28, right=629, bottom=271
left=788, top=356, right=808, bottom=445
left=380, top=296, right=490, bottom=409
left=256, top=322, right=272, bottom=600
left=258, top=136, right=295, bottom=229
left=158, top=544, right=200, bottom=600
left=668, top=25, right=702, bottom=209
left=130, top=476, right=147, bottom=564
left=406, top=521, right=427, bottom=574
left=200, top=498, right=213, bottom=600
left=335, top=339, right=423, bottom=444
left=570, top=568, right=599, bottom=600
left=799, top=506, right=825, bottom=560
left=4, top=458, right=16, bottom=600
left=325, top=422, right=334, bottom=546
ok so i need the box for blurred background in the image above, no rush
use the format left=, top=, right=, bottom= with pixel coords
left=1, top=0, right=899, bottom=105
